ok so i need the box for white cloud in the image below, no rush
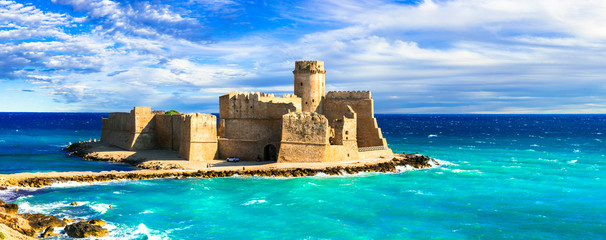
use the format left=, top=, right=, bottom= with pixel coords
left=2, top=0, right=606, bottom=113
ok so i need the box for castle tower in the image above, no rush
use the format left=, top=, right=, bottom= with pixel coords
left=293, top=60, right=326, bottom=113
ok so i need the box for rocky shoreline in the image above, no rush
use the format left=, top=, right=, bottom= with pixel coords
left=0, top=200, right=109, bottom=239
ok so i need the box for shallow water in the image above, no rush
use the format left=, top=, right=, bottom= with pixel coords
left=2, top=114, right=606, bottom=239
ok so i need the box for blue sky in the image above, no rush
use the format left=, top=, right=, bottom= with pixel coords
left=1, top=0, right=605, bottom=113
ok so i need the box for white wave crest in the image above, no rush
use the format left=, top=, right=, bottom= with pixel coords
left=442, top=168, right=483, bottom=174
left=90, top=203, right=111, bottom=214
left=15, top=201, right=71, bottom=215
left=396, top=165, right=414, bottom=172
left=106, top=223, right=169, bottom=240
left=407, top=189, right=432, bottom=195
left=428, top=134, right=438, bottom=138
left=434, top=158, right=457, bottom=166
left=243, top=199, right=267, bottom=205
left=48, top=180, right=126, bottom=189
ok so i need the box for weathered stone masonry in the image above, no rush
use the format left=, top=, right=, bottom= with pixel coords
left=100, top=61, right=392, bottom=162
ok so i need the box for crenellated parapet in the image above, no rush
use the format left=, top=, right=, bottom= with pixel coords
left=326, top=91, right=371, bottom=100
left=293, top=60, right=326, bottom=74
left=219, top=91, right=301, bottom=119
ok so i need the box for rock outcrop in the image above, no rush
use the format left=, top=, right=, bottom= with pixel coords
left=0, top=223, right=34, bottom=240
left=0, top=201, right=108, bottom=239
left=0, top=200, right=19, bottom=215
left=19, top=213, right=66, bottom=232
left=64, top=221, right=109, bottom=238
left=0, top=212, right=36, bottom=237
left=40, top=226, right=56, bottom=238
left=87, top=219, right=106, bottom=226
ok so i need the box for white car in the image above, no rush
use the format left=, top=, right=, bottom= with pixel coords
left=226, top=157, right=239, bottom=162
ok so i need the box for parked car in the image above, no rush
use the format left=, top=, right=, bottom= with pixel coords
left=227, top=157, right=239, bottom=162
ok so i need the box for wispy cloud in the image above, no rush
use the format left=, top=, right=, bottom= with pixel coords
left=1, top=0, right=606, bottom=113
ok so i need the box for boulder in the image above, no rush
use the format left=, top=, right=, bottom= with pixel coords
left=40, top=226, right=56, bottom=238
left=0, top=212, right=36, bottom=237
left=63, top=218, right=76, bottom=224
left=19, top=213, right=66, bottom=232
left=87, top=219, right=106, bottom=226
left=2, top=203, right=19, bottom=215
left=64, top=222, right=109, bottom=238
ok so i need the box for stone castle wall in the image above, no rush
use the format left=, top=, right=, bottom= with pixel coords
left=325, top=91, right=371, bottom=99
left=217, top=118, right=282, bottom=161
left=155, top=114, right=182, bottom=151
left=278, top=112, right=331, bottom=162
left=179, top=113, right=218, bottom=161
left=323, top=91, right=388, bottom=148
left=100, top=107, right=156, bottom=150
left=218, top=91, right=301, bottom=161
left=328, top=106, right=360, bottom=161
left=219, top=92, right=301, bottom=119
left=101, top=113, right=131, bottom=149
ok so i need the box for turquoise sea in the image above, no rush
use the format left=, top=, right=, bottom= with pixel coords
left=1, top=113, right=605, bottom=239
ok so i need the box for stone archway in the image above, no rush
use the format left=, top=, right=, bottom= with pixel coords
left=264, top=144, right=277, bottom=161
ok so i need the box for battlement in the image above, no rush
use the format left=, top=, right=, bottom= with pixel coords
left=293, top=60, right=326, bottom=74
left=283, top=111, right=328, bottom=125
left=182, top=113, right=216, bottom=124
left=228, top=91, right=300, bottom=103
left=326, top=91, right=371, bottom=100
left=220, top=91, right=301, bottom=119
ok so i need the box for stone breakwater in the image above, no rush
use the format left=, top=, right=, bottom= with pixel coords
left=0, top=155, right=438, bottom=188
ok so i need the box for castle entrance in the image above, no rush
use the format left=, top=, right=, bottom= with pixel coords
left=264, top=144, right=277, bottom=161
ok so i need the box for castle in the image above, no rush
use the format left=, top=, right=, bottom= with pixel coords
left=100, top=61, right=393, bottom=163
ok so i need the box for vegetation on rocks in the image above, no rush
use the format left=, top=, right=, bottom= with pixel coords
left=165, top=110, right=181, bottom=115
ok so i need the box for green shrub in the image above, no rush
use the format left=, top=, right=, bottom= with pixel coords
left=0, top=231, right=5, bottom=239
left=165, top=110, right=181, bottom=115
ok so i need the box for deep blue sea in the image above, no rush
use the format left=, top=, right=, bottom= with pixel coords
left=1, top=113, right=605, bottom=239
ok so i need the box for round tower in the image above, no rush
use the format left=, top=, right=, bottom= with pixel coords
left=293, top=60, right=326, bottom=113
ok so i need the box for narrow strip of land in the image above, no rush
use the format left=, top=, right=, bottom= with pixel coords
left=0, top=142, right=438, bottom=188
